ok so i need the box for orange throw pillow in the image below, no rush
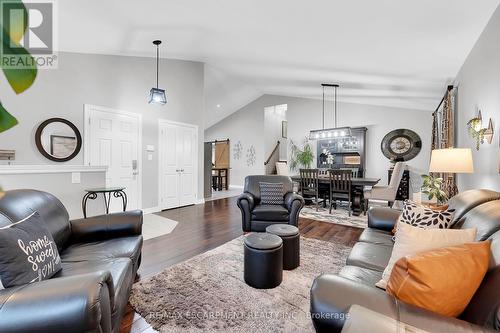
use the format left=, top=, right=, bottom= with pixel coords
left=386, top=241, right=491, bottom=317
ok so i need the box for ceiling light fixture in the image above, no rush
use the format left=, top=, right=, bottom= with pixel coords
left=148, top=40, right=167, bottom=105
left=309, top=83, right=351, bottom=140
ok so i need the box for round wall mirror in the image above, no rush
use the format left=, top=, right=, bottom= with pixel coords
left=35, top=118, right=82, bottom=162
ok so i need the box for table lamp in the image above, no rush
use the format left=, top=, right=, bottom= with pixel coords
left=429, top=148, right=474, bottom=198
left=429, top=148, right=474, bottom=174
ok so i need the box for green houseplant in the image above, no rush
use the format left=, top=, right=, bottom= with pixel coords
left=0, top=1, right=38, bottom=197
left=0, top=0, right=38, bottom=133
left=421, top=174, right=448, bottom=204
left=289, top=138, right=314, bottom=171
left=467, top=117, right=485, bottom=151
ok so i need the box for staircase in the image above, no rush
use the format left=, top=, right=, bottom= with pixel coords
left=264, top=141, right=281, bottom=175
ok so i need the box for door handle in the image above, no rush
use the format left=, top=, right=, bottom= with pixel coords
left=180, top=169, right=184, bottom=172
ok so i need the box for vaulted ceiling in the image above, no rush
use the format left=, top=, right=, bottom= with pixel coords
left=59, top=0, right=500, bottom=128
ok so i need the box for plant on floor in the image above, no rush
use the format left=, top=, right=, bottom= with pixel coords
left=0, top=0, right=38, bottom=133
left=421, top=174, right=447, bottom=204
left=290, top=138, right=314, bottom=170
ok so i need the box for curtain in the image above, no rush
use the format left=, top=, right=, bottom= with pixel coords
left=431, top=87, right=457, bottom=198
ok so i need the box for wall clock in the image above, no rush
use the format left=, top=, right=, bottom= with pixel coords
left=381, top=129, right=422, bottom=161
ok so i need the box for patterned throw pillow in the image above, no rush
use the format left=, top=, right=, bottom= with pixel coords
left=259, top=182, right=285, bottom=205
left=398, top=200, right=455, bottom=230
left=0, top=212, right=62, bottom=289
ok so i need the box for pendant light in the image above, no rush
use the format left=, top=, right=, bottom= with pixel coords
left=148, top=40, right=167, bottom=105
left=309, top=83, right=351, bottom=140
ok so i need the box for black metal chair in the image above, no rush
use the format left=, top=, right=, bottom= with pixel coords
left=299, top=169, right=322, bottom=211
left=328, top=169, right=352, bottom=216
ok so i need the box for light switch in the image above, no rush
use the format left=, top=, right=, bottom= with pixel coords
left=148, top=153, right=153, bottom=161
left=71, top=172, right=81, bottom=184
left=146, top=145, right=155, bottom=152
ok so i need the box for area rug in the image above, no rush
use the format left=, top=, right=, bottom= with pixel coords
left=129, top=236, right=352, bottom=332
left=300, top=205, right=368, bottom=229
left=142, top=214, right=178, bottom=241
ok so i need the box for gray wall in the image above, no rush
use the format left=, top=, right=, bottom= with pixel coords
left=206, top=94, right=433, bottom=191
left=0, top=52, right=205, bottom=209
left=455, top=4, right=500, bottom=191
left=205, top=97, right=265, bottom=187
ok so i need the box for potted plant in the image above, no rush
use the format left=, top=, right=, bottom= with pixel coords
left=421, top=174, right=448, bottom=205
left=289, top=138, right=314, bottom=171
left=0, top=1, right=38, bottom=197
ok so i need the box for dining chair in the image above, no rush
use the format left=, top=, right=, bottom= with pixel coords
left=211, top=170, right=219, bottom=191
left=328, top=169, right=352, bottom=216
left=340, top=167, right=359, bottom=178
left=299, top=169, right=321, bottom=211
left=276, top=161, right=289, bottom=176
left=363, top=161, right=406, bottom=214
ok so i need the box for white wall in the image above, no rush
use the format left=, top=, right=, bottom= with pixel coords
left=0, top=52, right=205, bottom=209
left=454, top=4, right=500, bottom=191
left=0, top=171, right=105, bottom=219
left=264, top=104, right=287, bottom=160
left=205, top=94, right=433, bottom=191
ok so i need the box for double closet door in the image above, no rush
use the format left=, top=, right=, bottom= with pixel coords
left=159, top=120, right=198, bottom=210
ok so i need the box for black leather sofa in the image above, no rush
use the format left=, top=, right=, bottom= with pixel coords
left=0, top=189, right=143, bottom=333
left=310, top=189, right=500, bottom=333
left=237, top=175, right=305, bottom=232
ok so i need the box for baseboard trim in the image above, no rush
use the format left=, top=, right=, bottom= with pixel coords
left=195, top=198, right=205, bottom=205
left=142, top=206, right=161, bottom=214
left=229, top=185, right=244, bottom=190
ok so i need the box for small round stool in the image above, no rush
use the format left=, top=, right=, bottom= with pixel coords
left=244, top=233, right=283, bottom=289
left=266, top=224, right=300, bottom=270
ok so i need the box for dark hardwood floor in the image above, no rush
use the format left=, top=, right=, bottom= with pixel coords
left=120, top=196, right=362, bottom=333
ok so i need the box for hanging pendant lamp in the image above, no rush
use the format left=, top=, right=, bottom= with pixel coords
left=148, top=40, right=167, bottom=105
left=309, top=83, right=351, bottom=140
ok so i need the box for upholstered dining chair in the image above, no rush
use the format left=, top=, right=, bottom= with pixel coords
left=299, top=169, right=322, bottom=211
left=275, top=161, right=289, bottom=176
left=363, top=161, right=406, bottom=214
left=328, top=169, right=352, bottom=216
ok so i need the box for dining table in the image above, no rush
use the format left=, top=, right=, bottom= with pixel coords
left=290, top=175, right=380, bottom=216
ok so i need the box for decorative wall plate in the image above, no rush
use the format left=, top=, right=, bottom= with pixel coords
left=381, top=129, right=422, bottom=161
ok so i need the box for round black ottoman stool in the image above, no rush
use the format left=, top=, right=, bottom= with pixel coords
left=266, top=224, right=300, bottom=270
left=244, top=233, right=283, bottom=289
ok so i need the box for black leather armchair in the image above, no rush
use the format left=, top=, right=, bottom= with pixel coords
left=237, top=175, right=305, bottom=232
left=0, top=189, right=143, bottom=333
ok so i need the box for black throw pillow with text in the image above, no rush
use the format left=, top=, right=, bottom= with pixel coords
left=0, top=211, right=61, bottom=289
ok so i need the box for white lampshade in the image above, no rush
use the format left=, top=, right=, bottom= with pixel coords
left=429, top=148, right=474, bottom=173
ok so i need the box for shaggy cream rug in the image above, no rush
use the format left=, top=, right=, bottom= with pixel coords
left=130, top=236, right=351, bottom=333
left=300, top=205, right=368, bottom=228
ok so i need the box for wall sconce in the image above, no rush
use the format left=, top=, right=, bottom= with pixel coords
left=483, top=118, right=494, bottom=144
left=467, top=110, right=494, bottom=150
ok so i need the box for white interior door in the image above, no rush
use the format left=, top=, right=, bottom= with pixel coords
left=178, top=126, right=196, bottom=206
left=85, top=105, right=142, bottom=212
left=159, top=120, right=197, bottom=210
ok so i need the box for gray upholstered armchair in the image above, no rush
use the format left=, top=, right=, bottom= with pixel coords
left=237, top=175, right=305, bottom=232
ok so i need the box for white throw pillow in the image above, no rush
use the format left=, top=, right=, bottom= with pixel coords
left=376, top=222, right=476, bottom=289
